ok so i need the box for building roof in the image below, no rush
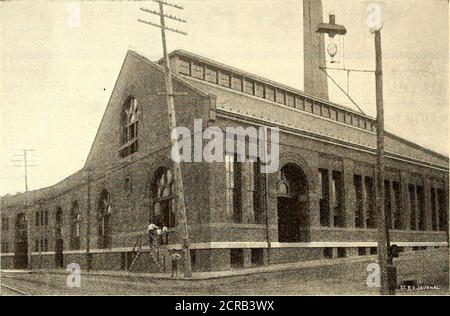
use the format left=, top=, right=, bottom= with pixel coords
left=159, top=49, right=371, bottom=118
left=155, top=49, right=448, bottom=165
left=183, top=75, right=449, bottom=168
left=1, top=169, right=85, bottom=208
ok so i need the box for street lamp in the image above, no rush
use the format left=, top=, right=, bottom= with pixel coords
left=371, top=25, right=396, bottom=296
left=317, top=12, right=395, bottom=295
left=317, top=14, right=347, bottom=63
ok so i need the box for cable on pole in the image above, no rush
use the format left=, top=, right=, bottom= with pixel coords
left=319, top=67, right=367, bottom=116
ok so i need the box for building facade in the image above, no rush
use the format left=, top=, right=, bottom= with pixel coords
left=1, top=50, right=448, bottom=272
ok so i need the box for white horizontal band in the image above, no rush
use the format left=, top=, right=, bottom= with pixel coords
left=9, top=241, right=445, bottom=256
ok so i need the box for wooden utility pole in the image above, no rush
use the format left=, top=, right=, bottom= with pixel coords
left=261, top=127, right=271, bottom=264
left=12, top=149, right=36, bottom=269
left=315, top=10, right=393, bottom=295
left=38, top=201, right=43, bottom=270
left=24, top=150, right=29, bottom=193
left=23, top=149, right=33, bottom=269
left=12, top=149, right=36, bottom=195
left=138, top=0, right=192, bottom=278
left=85, top=168, right=92, bottom=272
left=374, top=29, right=392, bottom=295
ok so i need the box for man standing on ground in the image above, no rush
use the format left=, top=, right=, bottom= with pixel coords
left=171, top=250, right=182, bottom=277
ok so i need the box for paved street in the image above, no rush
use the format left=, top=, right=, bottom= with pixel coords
left=1, top=267, right=447, bottom=296
left=0, top=270, right=378, bottom=295
left=2, top=249, right=448, bottom=295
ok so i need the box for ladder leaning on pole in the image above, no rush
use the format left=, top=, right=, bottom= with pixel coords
left=128, top=234, right=163, bottom=272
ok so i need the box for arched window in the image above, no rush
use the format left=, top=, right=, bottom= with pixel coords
left=120, top=97, right=139, bottom=158
left=70, top=201, right=80, bottom=250
left=277, top=164, right=307, bottom=198
left=151, top=168, right=176, bottom=228
left=98, top=190, right=112, bottom=249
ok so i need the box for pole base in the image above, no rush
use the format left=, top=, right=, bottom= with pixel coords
left=387, top=265, right=397, bottom=295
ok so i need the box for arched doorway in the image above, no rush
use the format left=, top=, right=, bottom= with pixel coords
left=277, top=164, right=310, bottom=242
left=14, top=213, right=28, bottom=269
left=54, top=207, right=64, bottom=268
left=98, top=190, right=112, bottom=249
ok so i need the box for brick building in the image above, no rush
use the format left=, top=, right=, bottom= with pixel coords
left=1, top=49, right=448, bottom=272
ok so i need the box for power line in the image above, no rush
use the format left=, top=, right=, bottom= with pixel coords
left=319, top=67, right=367, bottom=115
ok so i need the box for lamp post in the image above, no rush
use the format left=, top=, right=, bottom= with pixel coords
left=316, top=12, right=395, bottom=295
left=373, top=27, right=396, bottom=295
left=85, top=168, right=92, bottom=272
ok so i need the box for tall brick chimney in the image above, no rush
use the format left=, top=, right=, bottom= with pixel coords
left=303, top=0, right=329, bottom=100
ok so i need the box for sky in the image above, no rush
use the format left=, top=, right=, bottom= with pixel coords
left=0, top=0, right=448, bottom=195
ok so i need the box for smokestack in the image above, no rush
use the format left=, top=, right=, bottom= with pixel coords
left=303, top=0, right=329, bottom=100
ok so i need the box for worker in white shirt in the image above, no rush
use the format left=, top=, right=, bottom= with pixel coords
left=147, top=222, right=158, bottom=246
left=162, top=226, right=168, bottom=245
